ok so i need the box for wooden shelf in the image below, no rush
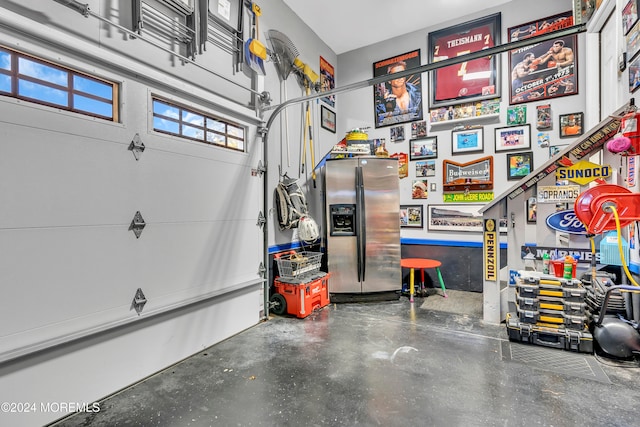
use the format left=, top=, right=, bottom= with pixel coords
left=429, top=113, right=500, bottom=128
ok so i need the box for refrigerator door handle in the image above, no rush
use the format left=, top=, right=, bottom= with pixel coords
left=356, top=165, right=366, bottom=282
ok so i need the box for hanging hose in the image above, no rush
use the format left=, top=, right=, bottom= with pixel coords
left=610, top=205, right=640, bottom=287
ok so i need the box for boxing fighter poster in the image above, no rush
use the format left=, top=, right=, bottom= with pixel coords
left=508, top=11, right=578, bottom=104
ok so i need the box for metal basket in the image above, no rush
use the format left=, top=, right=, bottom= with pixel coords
left=275, top=251, right=323, bottom=280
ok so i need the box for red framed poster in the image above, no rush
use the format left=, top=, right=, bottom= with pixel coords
left=427, top=13, right=501, bottom=108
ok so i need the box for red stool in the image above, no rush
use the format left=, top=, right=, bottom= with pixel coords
left=400, top=258, right=448, bottom=302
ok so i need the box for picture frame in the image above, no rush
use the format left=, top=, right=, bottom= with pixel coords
left=559, top=112, right=584, bottom=138
left=630, top=54, right=640, bottom=93
left=526, top=197, right=537, bottom=224
left=549, top=144, right=569, bottom=157
left=427, top=204, right=484, bottom=232
left=319, top=56, right=335, bottom=107
left=409, top=136, right=438, bottom=160
left=508, top=12, right=578, bottom=105
left=451, top=127, right=484, bottom=155
left=390, top=125, right=405, bottom=142
left=400, top=205, right=424, bottom=228
left=427, top=13, right=501, bottom=108
left=373, top=49, right=423, bottom=128
left=506, top=151, right=534, bottom=180
left=627, top=21, right=640, bottom=63
left=506, top=105, right=527, bottom=125
left=412, top=179, right=429, bottom=199
left=494, top=124, right=531, bottom=152
left=320, top=105, right=336, bottom=133
left=623, top=0, right=638, bottom=36
left=415, top=160, right=436, bottom=177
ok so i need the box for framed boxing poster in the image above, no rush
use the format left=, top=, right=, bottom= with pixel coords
left=427, top=13, right=501, bottom=108
left=508, top=11, right=578, bottom=104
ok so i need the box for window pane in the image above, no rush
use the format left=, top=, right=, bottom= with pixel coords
left=0, top=50, right=10, bottom=70
left=182, top=124, right=204, bottom=140
left=154, top=116, right=179, bottom=134
left=19, top=57, right=68, bottom=86
left=153, top=100, right=179, bottom=120
left=228, top=137, right=243, bottom=150
left=74, top=75, right=113, bottom=100
left=0, top=74, right=9, bottom=93
left=206, top=118, right=225, bottom=132
left=206, top=132, right=225, bottom=145
left=74, top=94, right=113, bottom=118
left=228, top=124, right=244, bottom=139
left=182, top=110, right=204, bottom=127
left=19, top=80, right=68, bottom=106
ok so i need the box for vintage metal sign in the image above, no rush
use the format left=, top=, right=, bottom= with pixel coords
left=443, top=192, right=494, bottom=203
left=536, top=185, right=581, bottom=203
left=443, top=156, right=493, bottom=192
left=484, top=219, right=497, bottom=281
left=546, top=209, right=587, bottom=234
left=556, top=160, right=611, bottom=185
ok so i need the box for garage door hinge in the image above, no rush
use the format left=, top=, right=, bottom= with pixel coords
left=252, top=160, right=266, bottom=177
left=131, top=288, right=147, bottom=315
left=129, top=211, right=146, bottom=238
left=258, top=262, right=266, bottom=277
left=257, top=211, right=266, bottom=228
left=129, top=133, right=145, bottom=160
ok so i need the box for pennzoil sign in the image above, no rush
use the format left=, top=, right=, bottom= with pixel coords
left=556, top=160, right=611, bottom=185
left=484, top=219, right=497, bottom=282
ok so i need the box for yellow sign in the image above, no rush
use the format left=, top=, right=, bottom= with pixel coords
left=443, top=192, right=494, bottom=203
left=556, top=160, right=611, bottom=185
left=484, top=219, right=497, bottom=282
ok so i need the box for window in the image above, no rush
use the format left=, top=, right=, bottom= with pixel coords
left=152, top=98, right=245, bottom=151
left=0, top=46, right=118, bottom=121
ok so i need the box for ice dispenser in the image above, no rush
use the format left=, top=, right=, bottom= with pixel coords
left=329, top=204, right=356, bottom=236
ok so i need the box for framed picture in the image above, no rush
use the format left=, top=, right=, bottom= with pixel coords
left=630, top=54, right=640, bottom=92
left=411, top=121, right=427, bottom=138
left=319, top=56, right=335, bottom=107
left=559, top=112, right=584, bottom=138
left=390, top=125, right=405, bottom=142
left=320, top=105, right=336, bottom=133
left=526, top=197, right=537, bottom=223
left=508, top=12, right=577, bottom=105
left=506, top=151, right=534, bottom=180
left=373, top=49, right=423, bottom=128
left=549, top=144, right=569, bottom=157
left=400, top=205, right=424, bottom=228
left=427, top=13, right=501, bottom=108
left=536, top=104, right=552, bottom=129
left=451, top=127, right=484, bottom=155
left=507, top=105, right=527, bottom=125
left=494, top=124, right=531, bottom=152
left=628, top=21, right=640, bottom=63
left=623, top=0, right=638, bottom=36
left=410, top=136, right=438, bottom=160
left=427, top=204, right=484, bottom=232
left=412, top=179, right=429, bottom=199
left=415, top=160, right=436, bottom=177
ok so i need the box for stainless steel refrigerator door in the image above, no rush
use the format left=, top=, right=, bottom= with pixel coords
left=359, top=158, right=401, bottom=292
left=325, top=159, right=361, bottom=293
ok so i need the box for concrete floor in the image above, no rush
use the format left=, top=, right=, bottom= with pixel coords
left=50, top=296, right=640, bottom=427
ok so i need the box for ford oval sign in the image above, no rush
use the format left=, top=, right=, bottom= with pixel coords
left=546, top=210, right=587, bottom=234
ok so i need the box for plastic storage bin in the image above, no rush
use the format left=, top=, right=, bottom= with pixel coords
left=273, top=272, right=331, bottom=318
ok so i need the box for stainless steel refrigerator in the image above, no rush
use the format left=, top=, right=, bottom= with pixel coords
left=324, top=157, right=401, bottom=298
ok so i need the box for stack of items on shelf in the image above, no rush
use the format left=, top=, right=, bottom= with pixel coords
left=270, top=250, right=330, bottom=318
left=507, top=271, right=593, bottom=353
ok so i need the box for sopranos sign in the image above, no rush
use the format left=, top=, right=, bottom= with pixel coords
left=537, top=185, right=580, bottom=203
left=546, top=209, right=587, bottom=234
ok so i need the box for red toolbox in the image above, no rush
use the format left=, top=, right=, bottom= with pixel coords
left=272, top=272, right=331, bottom=318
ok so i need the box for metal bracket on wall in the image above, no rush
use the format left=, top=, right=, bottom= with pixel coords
left=258, top=262, right=266, bottom=278
left=129, top=211, right=146, bottom=238
left=129, top=133, right=145, bottom=160
left=131, top=287, right=147, bottom=315
left=256, top=211, right=266, bottom=228
left=252, top=160, right=266, bottom=177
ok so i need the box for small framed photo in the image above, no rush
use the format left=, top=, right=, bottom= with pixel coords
left=451, top=127, right=484, bottom=155
left=526, top=197, right=537, bottom=223
left=507, top=105, right=527, bottom=125
left=623, top=0, right=638, bottom=36
left=630, top=54, right=640, bottom=92
left=400, top=205, right=423, bottom=228
left=559, top=113, right=584, bottom=138
left=412, top=179, right=429, bottom=199
left=549, top=144, right=568, bottom=157
left=415, top=160, right=436, bottom=177
left=410, top=136, right=438, bottom=160
left=494, top=124, right=531, bottom=152
left=390, top=125, right=405, bottom=142
left=320, top=105, right=336, bottom=133
left=506, top=151, right=534, bottom=180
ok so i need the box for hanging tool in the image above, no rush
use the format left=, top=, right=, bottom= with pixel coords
left=244, top=2, right=266, bottom=75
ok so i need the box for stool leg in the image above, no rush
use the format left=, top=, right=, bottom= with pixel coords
left=409, top=268, right=415, bottom=303
left=435, top=267, right=448, bottom=298
left=420, top=269, right=425, bottom=295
